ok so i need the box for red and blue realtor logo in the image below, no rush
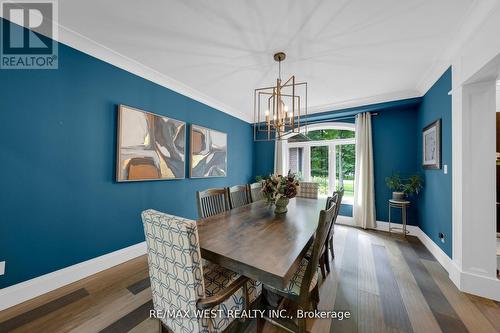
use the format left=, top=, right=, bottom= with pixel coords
left=1, top=1, right=58, bottom=69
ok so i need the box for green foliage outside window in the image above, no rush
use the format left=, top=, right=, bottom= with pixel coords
left=307, top=129, right=355, bottom=197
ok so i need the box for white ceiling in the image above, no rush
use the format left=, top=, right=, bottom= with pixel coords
left=55, top=0, right=476, bottom=122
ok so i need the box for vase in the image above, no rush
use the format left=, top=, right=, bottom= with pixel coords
left=392, top=191, right=406, bottom=201
left=274, top=197, right=290, bottom=215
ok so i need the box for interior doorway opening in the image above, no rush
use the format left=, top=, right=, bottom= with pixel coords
left=496, top=78, right=500, bottom=276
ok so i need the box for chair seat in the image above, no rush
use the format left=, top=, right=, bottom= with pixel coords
left=203, top=263, right=261, bottom=303
left=305, top=245, right=313, bottom=258
left=201, top=263, right=261, bottom=332
left=266, top=258, right=318, bottom=297
left=204, top=263, right=239, bottom=297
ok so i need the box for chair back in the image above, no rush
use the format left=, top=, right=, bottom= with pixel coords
left=248, top=182, right=264, bottom=202
left=325, top=189, right=344, bottom=241
left=196, top=188, right=230, bottom=219
left=141, top=209, right=204, bottom=333
left=299, top=201, right=336, bottom=302
left=334, top=188, right=344, bottom=218
left=297, top=182, right=319, bottom=199
left=228, top=185, right=250, bottom=209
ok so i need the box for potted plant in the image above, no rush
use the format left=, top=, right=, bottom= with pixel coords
left=262, top=171, right=299, bottom=214
left=385, top=173, right=423, bottom=200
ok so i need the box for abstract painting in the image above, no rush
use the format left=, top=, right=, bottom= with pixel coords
left=422, top=119, right=441, bottom=169
left=190, top=125, right=227, bottom=178
left=116, top=105, right=185, bottom=181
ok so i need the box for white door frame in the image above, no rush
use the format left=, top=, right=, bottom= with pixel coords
left=284, top=122, right=355, bottom=195
left=451, top=55, right=500, bottom=301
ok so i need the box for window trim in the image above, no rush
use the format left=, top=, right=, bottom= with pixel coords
left=283, top=122, right=355, bottom=201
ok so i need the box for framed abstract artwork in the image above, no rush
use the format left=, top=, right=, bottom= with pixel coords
left=190, top=125, right=227, bottom=178
left=116, top=105, right=186, bottom=181
left=422, top=119, right=441, bottom=169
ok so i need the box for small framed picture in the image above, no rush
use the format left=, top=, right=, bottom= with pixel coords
left=422, top=119, right=441, bottom=169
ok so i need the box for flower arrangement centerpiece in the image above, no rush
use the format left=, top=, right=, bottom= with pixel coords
left=262, top=171, right=299, bottom=214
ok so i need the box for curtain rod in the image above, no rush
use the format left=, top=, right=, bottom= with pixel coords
left=304, top=112, right=379, bottom=125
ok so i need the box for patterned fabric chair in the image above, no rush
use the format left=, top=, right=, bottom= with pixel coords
left=141, top=209, right=261, bottom=333
left=227, top=185, right=250, bottom=209
left=257, top=202, right=336, bottom=333
left=248, top=182, right=264, bottom=202
left=296, top=182, right=319, bottom=199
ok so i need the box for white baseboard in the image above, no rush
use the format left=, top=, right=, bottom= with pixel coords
left=374, top=221, right=453, bottom=273
left=372, top=220, right=420, bottom=237
left=337, top=216, right=500, bottom=301
left=0, top=242, right=146, bottom=311
left=338, top=217, right=452, bottom=273
left=1, top=220, right=497, bottom=311
left=412, top=226, right=453, bottom=273
left=454, top=268, right=500, bottom=301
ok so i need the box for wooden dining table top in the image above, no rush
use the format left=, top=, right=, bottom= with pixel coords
left=197, top=197, right=326, bottom=289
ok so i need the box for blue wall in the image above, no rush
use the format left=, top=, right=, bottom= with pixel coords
left=417, top=68, right=452, bottom=257
left=0, top=21, right=253, bottom=288
left=253, top=99, right=421, bottom=223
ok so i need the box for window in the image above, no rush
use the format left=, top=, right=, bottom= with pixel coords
left=284, top=123, right=355, bottom=203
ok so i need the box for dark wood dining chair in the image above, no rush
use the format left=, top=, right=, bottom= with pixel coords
left=327, top=189, right=344, bottom=258
left=196, top=188, right=230, bottom=219
left=257, top=201, right=336, bottom=333
left=248, top=182, right=264, bottom=202
left=319, top=189, right=344, bottom=276
left=227, top=185, right=251, bottom=209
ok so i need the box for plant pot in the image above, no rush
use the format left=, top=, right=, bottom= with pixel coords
left=274, top=197, right=290, bottom=215
left=392, top=191, right=406, bottom=201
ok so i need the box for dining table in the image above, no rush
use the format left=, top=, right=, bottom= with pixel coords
left=197, top=197, right=327, bottom=290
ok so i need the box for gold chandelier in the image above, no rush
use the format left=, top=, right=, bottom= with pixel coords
left=253, top=52, right=308, bottom=141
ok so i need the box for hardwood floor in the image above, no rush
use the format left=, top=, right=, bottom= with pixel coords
left=1, top=225, right=499, bottom=333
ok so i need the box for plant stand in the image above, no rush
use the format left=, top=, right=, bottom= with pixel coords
left=388, top=199, right=410, bottom=237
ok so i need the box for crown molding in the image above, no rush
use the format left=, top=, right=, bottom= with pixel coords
left=0, top=10, right=252, bottom=123
left=56, top=24, right=253, bottom=123
left=5, top=2, right=494, bottom=124
left=416, top=0, right=500, bottom=95
left=52, top=24, right=425, bottom=123
left=306, top=89, right=422, bottom=115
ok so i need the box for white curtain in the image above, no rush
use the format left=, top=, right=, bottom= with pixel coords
left=353, top=112, right=376, bottom=229
left=274, top=140, right=285, bottom=175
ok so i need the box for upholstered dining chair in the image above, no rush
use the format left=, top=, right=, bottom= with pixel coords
left=257, top=201, right=336, bottom=333
left=141, top=209, right=261, bottom=333
left=248, top=182, right=264, bottom=202
left=296, top=182, right=319, bottom=199
left=227, top=185, right=251, bottom=209
left=196, top=188, right=230, bottom=219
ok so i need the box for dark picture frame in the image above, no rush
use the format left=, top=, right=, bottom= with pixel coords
left=422, top=119, right=441, bottom=169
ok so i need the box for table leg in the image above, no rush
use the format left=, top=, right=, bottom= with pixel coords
left=402, top=205, right=407, bottom=237
left=388, top=203, right=391, bottom=234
